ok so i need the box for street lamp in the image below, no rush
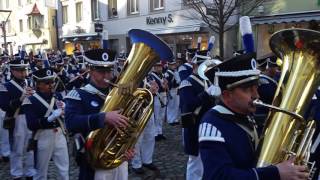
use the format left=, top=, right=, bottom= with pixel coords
left=0, top=10, right=11, bottom=54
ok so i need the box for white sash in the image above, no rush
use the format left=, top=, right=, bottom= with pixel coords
left=190, top=75, right=208, bottom=89
left=9, top=79, right=26, bottom=93
left=33, top=93, right=55, bottom=117
left=151, top=72, right=163, bottom=83
left=33, top=93, right=67, bottom=135
left=9, top=79, right=27, bottom=117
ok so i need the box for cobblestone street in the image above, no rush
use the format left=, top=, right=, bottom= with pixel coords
left=0, top=123, right=187, bottom=180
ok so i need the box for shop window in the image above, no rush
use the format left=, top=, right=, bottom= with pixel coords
left=76, top=2, right=83, bottom=22
left=150, top=0, right=164, bottom=11
left=92, top=0, right=100, bottom=20
left=62, top=5, right=68, bottom=24
left=128, top=0, right=139, bottom=15
left=108, top=0, right=118, bottom=18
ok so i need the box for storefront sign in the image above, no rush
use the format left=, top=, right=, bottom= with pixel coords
left=146, top=14, right=173, bottom=25
left=95, top=23, right=103, bottom=33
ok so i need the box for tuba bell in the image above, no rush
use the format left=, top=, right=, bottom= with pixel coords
left=86, top=29, right=173, bottom=169
left=254, top=28, right=320, bottom=177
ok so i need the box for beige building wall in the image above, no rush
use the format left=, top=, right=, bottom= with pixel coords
left=0, top=0, right=58, bottom=54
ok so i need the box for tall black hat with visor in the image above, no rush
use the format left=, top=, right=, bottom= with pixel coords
left=83, top=49, right=116, bottom=71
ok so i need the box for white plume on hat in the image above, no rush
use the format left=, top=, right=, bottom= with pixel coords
left=239, top=16, right=254, bottom=53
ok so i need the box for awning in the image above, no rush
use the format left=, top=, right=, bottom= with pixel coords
left=251, top=10, right=320, bottom=25
left=145, top=24, right=203, bottom=35
left=27, top=3, right=42, bottom=16
left=61, top=33, right=100, bottom=42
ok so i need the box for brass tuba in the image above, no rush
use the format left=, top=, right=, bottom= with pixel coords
left=86, top=29, right=173, bottom=169
left=254, top=28, right=320, bottom=176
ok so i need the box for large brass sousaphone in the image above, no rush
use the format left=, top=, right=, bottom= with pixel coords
left=86, top=29, right=173, bottom=169
left=254, top=28, right=320, bottom=177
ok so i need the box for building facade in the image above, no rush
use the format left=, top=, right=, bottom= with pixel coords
left=249, top=0, right=320, bottom=57
left=0, top=0, right=58, bottom=54
left=58, top=0, right=105, bottom=55
left=57, top=0, right=239, bottom=57
left=104, top=0, right=235, bottom=57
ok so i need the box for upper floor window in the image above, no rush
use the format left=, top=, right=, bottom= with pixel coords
left=108, top=0, right=118, bottom=18
left=150, top=0, right=164, bottom=11
left=34, top=16, right=43, bottom=29
left=5, top=0, right=9, bottom=9
left=76, top=2, right=83, bottom=22
left=27, top=16, right=31, bottom=29
left=19, top=19, right=23, bottom=32
left=18, top=0, right=22, bottom=6
left=27, top=0, right=32, bottom=4
left=92, top=0, right=100, bottom=20
left=27, top=3, right=43, bottom=30
left=62, top=5, right=68, bottom=24
left=128, top=0, right=139, bottom=15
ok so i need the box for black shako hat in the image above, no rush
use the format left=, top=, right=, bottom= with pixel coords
left=32, top=68, right=56, bottom=81
left=257, top=53, right=278, bottom=69
left=9, top=59, right=29, bottom=70
left=192, top=50, right=211, bottom=65
left=205, top=52, right=260, bottom=94
left=83, top=49, right=116, bottom=69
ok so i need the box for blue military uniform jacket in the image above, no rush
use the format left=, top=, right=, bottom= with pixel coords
left=64, top=83, right=108, bottom=180
left=178, top=63, right=193, bottom=81
left=199, top=104, right=280, bottom=180
left=0, top=79, right=28, bottom=118
left=165, top=69, right=179, bottom=89
left=22, top=92, right=63, bottom=131
left=305, top=88, right=320, bottom=180
left=179, top=74, right=213, bottom=156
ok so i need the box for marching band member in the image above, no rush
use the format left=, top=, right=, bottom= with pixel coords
left=131, top=80, right=159, bottom=174
left=22, top=68, right=69, bottom=180
left=148, top=62, right=168, bottom=141
left=178, top=49, right=194, bottom=81
left=0, top=107, right=10, bottom=162
left=305, top=88, right=320, bottom=180
left=30, top=54, right=44, bottom=72
left=199, top=52, right=308, bottom=180
left=53, top=58, right=70, bottom=97
left=0, top=54, right=10, bottom=162
left=179, top=50, right=215, bottom=180
left=0, top=58, right=36, bottom=179
left=165, top=60, right=181, bottom=125
left=255, top=53, right=280, bottom=134
left=64, top=49, right=134, bottom=180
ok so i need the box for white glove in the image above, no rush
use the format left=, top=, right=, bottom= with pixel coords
left=206, top=85, right=221, bottom=97
left=47, top=109, right=63, bottom=122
